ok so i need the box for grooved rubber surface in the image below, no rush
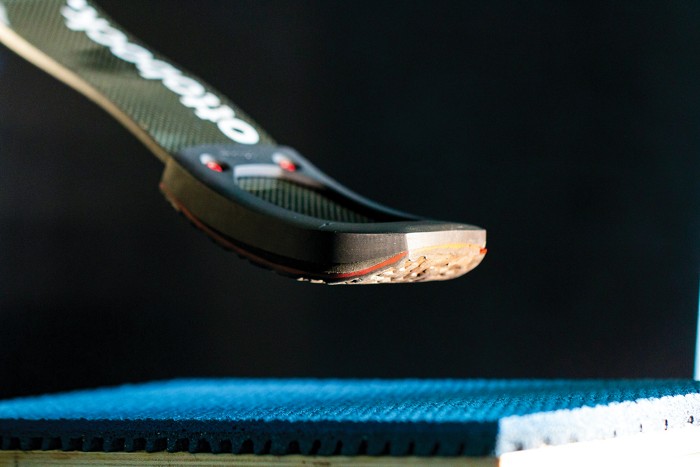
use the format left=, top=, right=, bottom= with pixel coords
left=1, top=379, right=700, bottom=457
left=237, top=177, right=374, bottom=223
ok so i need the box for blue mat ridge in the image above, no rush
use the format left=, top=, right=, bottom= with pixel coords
left=1, top=379, right=699, bottom=456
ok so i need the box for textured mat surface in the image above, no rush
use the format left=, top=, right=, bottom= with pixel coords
left=1, top=379, right=700, bottom=457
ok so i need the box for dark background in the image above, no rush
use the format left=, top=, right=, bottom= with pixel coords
left=1, top=1, right=699, bottom=399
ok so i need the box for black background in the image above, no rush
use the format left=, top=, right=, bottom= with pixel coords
left=1, top=1, right=699, bottom=399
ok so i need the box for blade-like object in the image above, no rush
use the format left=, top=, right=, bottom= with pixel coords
left=0, top=0, right=486, bottom=284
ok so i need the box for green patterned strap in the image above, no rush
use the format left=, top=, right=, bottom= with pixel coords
left=0, top=0, right=275, bottom=159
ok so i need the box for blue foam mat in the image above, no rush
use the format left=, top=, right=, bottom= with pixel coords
left=1, top=379, right=699, bottom=456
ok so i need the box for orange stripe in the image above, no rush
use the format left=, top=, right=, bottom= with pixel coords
left=332, top=251, right=407, bottom=279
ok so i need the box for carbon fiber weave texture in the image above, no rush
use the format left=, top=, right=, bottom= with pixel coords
left=0, top=0, right=275, bottom=153
left=237, top=177, right=374, bottom=223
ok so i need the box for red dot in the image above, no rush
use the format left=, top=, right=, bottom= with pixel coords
left=278, top=159, right=297, bottom=172
left=205, top=160, right=224, bottom=172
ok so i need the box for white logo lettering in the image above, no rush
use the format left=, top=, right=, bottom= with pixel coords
left=60, top=0, right=260, bottom=145
left=218, top=119, right=260, bottom=145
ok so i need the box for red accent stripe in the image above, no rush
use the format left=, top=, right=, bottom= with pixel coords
left=160, top=183, right=405, bottom=281
left=332, top=251, right=407, bottom=279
